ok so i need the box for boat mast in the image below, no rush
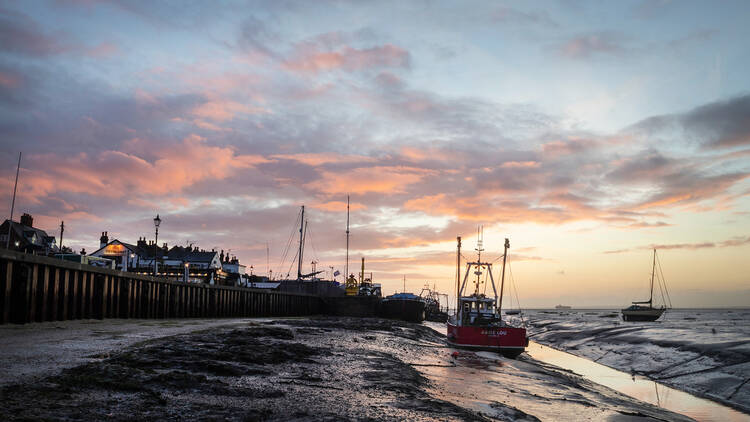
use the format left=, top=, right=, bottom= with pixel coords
left=456, top=236, right=461, bottom=312
left=345, top=196, right=350, bottom=279
left=649, top=248, right=656, bottom=307
left=498, top=238, right=510, bottom=315
left=474, top=226, right=484, bottom=294
left=6, top=152, right=21, bottom=249
left=297, top=205, right=305, bottom=280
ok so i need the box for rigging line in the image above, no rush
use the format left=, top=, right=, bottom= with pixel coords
left=307, top=223, right=320, bottom=263
left=285, top=248, right=299, bottom=279
left=507, top=260, right=526, bottom=325
left=656, top=252, right=673, bottom=308
left=491, top=253, right=506, bottom=263
left=277, top=208, right=302, bottom=277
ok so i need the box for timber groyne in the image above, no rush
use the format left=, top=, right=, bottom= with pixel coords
left=0, top=250, right=321, bottom=325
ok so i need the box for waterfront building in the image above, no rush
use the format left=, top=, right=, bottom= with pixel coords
left=0, top=213, right=57, bottom=255
left=89, top=233, right=248, bottom=286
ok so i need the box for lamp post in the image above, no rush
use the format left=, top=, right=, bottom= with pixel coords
left=153, top=214, right=161, bottom=276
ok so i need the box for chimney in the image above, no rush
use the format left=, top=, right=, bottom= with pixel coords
left=100, top=231, right=109, bottom=248
left=20, top=213, right=33, bottom=227
left=137, top=237, right=146, bottom=249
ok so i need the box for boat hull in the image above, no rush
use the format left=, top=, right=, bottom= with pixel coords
left=621, top=307, right=665, bottom=322
left=446, top=321, right=528, bottom=358
left=380, top=298, right=426, bottom=322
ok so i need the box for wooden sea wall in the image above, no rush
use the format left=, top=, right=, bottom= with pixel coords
left=0, top=250, right=321, bottom=325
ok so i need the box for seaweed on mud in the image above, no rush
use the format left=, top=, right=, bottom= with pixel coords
left=489, top=402, right=543, bottom=421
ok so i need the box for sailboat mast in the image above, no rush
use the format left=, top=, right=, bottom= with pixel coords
left=649, top=248, right=656, bottom=306
left=345, top=196, right=350, bottom=279
left=499, top=238, right=510, bottom=314
left=6, top=152, right=21, bottom=249
left=297, top=206, right=305, bottom=280
left=456, top=236, right=461, bottom=311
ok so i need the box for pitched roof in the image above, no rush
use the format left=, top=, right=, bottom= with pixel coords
left=2, top=219, right=56, bottom=249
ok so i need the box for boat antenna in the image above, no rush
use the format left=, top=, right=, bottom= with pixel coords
left=297, top=205, right=305, bottom=280
left=498, top=238, right=509, bottom=315
left=6, top=152, right=21, bottom=249
left=266, top=241, right=270, bottom=278
left=345, top=195, right=350, bottom=279
left=456, top=236, right=461, bottom=313
left=474, top=226, right=484, bottom=294
left=403, top=275, right=406, bottom=293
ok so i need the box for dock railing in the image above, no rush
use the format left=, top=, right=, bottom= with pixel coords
left=0, top=249, right=321, bottom=325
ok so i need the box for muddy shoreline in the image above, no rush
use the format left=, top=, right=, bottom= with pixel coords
left=0, top=317, right=692, bottom=421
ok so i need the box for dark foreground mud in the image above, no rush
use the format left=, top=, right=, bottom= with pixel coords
left=0, top=317, right=693, bottom=421
left=0, top=318, right=485, bottom=421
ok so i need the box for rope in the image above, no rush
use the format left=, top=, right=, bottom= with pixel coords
left=277, top=208, right=302, bottom=279
left=656, top=252, right=673, bottom=308
left=507, top=259, right=526, bottom=326
left=307, top=223, right=320, bottom=264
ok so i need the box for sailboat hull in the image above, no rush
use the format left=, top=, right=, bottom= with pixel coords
left=447, top=321, right=528, bottom=358
left=621, top=307, right=665, bottom=322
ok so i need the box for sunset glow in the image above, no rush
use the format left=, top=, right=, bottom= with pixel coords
left=2, top=1, right=749, bottom=307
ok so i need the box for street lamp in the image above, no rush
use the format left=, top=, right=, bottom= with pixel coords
left=153, top=214, right=161, bottom=276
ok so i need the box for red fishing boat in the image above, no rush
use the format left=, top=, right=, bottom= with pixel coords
left=447, top=232, right=528, bottom=358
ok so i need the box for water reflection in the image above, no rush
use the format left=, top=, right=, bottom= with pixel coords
left=526, top=341, right=749, bottom=422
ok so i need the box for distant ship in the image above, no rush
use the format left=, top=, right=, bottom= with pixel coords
left=555, top=305, right=571, bottom=310
left=622, top=249, right=672, bottom=322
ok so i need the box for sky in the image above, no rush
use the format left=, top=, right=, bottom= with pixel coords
left=1, top=0, right=749, bottom=308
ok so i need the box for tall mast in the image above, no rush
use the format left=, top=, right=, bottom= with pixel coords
left=456, top=236, right=461, bottom=311
left=474, top=226, right=484, bottom=294
left=345, top=196, right=350, bottom=279
left=297, top=205, right=305, bottom=280
left=649, top=248, right=656, bottom=306
left=6, top=152, right=21, bottom=249
left=498, top=238, right=510, bottom=315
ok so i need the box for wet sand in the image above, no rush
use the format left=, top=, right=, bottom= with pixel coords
left=0, top=317, right=693, bottom=421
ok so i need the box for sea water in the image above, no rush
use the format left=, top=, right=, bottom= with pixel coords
left=523, top=308, right=750, bottom=419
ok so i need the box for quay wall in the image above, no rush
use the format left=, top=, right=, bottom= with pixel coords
left=0, top=250, right=321, bottom=325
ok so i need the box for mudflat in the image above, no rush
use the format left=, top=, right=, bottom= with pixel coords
left=0, top=317, right=692, bottom=421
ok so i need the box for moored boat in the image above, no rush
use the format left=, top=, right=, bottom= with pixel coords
left=447, top=233, right=528, bottom=359
left=621, top=249, right=672, bottom=322
left=380, top=292, right=426, bottom=322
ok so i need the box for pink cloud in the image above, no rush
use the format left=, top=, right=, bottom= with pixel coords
left=284, top=44, right=410, bottom=74
left=272, top=152, right=377, bottom=166
left=85, top=42, right=119, bottom=58
left=0, top=71, right=21, bottom=88
left=20, top=135, right=271, bottom=201
left=310, top=200, right=367, bottom=212
left=191, top=100, right=267, bottom=122
left=305, top=166, right=431, bottom=195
